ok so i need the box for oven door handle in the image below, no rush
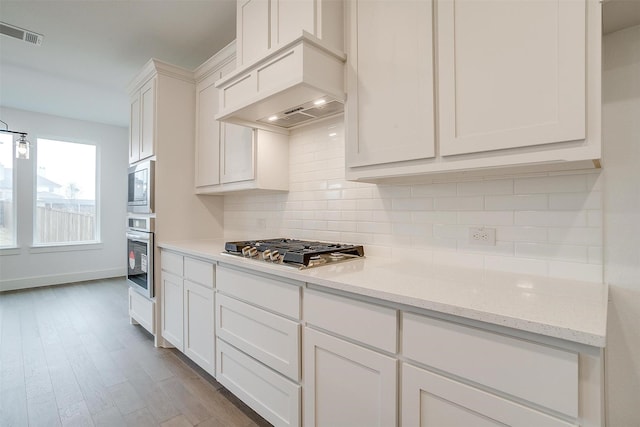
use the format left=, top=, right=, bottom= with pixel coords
left=126, top=232, right=151, bottom=243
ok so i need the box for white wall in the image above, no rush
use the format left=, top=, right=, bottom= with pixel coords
left=225, top=117, right=603, bottom=282
left=0, top=107, right=128, bottom=291
left=602, top=25, right=640, bottom=425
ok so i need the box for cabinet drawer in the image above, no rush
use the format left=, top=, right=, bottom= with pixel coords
left=217, top=339, right=301, bottom=427
left=217, top=265, right=301, bottom=319
left=402, top=312, right=578, bottom=418
left=402, top=363, right=575, bottom=427
left=217, top=293, right=300, bottom=381
left=128, top=288, right=155, bottom=334
left=184, top=257, right=214, bottom=288
left=161, top=251, right=183, bottom=275
left=305, top=288, right=397, bottom=353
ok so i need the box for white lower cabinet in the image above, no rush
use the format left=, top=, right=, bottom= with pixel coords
left=215, top=265, right=302, bottom=427
left=303, top=328, right=397, bottom=427
left=217, top=339, right=301, bottom=427
left=160, top=249, right=215, bottom=376
left=184, top=280, right=215, bottom=376
left=128, top=287, right=155, bottom=334
left=401, top=363, right=575, bottom=427
left=161, top=271, right=184, bottom=349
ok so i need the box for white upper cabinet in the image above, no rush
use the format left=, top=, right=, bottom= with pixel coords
left=437, top=0, right=585, bottom=156
left=237, top=0, right=271, bottom=67
left=221, top=123, right=255, bottom=184
left=346, top=0, right=602, bottom=182
left=346, top=0, right=435, bottom=168
left=236, top=0, right=344, bottom=68
left=129, top=77, right=156, bottom=163
left=194, top=43, right=290, bottom=194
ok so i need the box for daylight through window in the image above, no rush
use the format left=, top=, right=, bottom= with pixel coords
left=35, top=138, right=97, bottom=244
left=0, top=133, right=15, bottom=247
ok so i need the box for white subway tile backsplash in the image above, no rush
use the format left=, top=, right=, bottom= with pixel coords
left=515, top=243, right=589, bottom=263
left=484, top=195, right=548, bottom=211
left=457, top=211, right=514, bottom=226
left=515, top=211, right=587, bottom=227
left=496, top=226, right=547, bottom=242
left=392, top=198, right=434, bottom=211
left=548, top=192, right=602, bottom=210
left=411, top=183, right=457, bottom=197
left=457, top=179, right=513, bottom=196
left=434, top=196, right=484, bottom=211
left=514, top=174, right=588, bottom=194
left=224, top=117, right=603, bottom=283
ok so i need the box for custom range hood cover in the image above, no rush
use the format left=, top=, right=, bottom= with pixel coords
left=214, top=33, right=346, bottom=129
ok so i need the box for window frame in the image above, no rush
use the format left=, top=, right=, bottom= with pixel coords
left=32, top=137, right=101, bottom=248
left=0, top=132, right=17, bottom=250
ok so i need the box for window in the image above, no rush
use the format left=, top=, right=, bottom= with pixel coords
left=0, top=133, right=15, bottom=247
left=35, top=138, right=97, bottom=245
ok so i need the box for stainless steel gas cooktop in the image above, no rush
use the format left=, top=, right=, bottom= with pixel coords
left=223, top=238, right=365, bottom=269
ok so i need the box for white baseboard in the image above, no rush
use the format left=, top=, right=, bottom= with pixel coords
left=0, top=268, right=126, bottom=292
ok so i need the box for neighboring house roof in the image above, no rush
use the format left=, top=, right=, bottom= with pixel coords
left=0, top=169, right=63, bottom=190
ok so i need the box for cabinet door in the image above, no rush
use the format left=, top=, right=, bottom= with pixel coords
left=129, top=92, right=141, bottom=163
left=438, top=0, right=586, bottom=156
left=195, top=73, right=221, bottom=188
left=346, top=0, right=435, bottom=168
left=161, top=272, right=183, bottom=350
left=402, top=364, right=575, bottom=427
left=271, top=0, right=314, bottom=47
left=237, top=0, right=271, bottom=67
left=184, top=281, right=215, bottom=376
left=304, top=328, right=397, bottom=427
left=140, top=78, right=156, bottom=160
left=221, top=124, right=255, bottom=183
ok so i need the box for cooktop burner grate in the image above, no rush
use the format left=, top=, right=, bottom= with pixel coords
left=224, top=238, right=364, bottom=268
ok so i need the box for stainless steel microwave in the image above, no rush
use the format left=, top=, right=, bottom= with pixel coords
left=128, top=160, right=155, bottom=214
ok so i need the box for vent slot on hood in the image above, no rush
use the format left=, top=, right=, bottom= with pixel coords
left=259, top=100, right=344, bottom=129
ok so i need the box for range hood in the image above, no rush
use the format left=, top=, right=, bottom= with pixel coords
left=214, top=33, right=346, bottom=129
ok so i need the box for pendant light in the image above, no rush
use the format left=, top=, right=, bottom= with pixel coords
left=0, top=119, right=30, bottom=160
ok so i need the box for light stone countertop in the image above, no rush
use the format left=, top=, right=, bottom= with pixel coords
left=158, top=239, right=608, bottom=348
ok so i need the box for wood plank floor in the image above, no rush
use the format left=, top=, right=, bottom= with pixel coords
left=0, top=278, right=272, bottom=427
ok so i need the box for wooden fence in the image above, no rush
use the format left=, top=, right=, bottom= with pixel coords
left=36, top=206, right=96, bottom=243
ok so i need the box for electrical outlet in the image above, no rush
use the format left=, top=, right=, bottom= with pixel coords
left=468, top=227, right=496, bottom=245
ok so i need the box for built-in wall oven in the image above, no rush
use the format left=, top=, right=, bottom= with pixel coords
left=128, top=160, right=155, bottom=214
left=126, top=216, right=154, bottom=298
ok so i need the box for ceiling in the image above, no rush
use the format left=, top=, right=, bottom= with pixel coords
left=0, top=0, right=236, bottom=128
left=0, top=1, right=639, bottom=129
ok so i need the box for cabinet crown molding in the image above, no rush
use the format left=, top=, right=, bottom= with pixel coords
left=127, top=58, right=194, bottom=95
left=194, top=40, right=237, bottom=83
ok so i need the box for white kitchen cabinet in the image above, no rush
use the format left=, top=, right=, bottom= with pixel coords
left=217, top=339, right=301, bottom=427
left=194, top=44, right=290, bottom=194
left=216, top=293, right=300, bottom=381
left=220, top=123, right=254, bottom=183
left=184, top=280, right=215, bottom=376
left=195, top=49, right=236, bottom=188
left=160, top=271, right=183, bottom=349
left=401, top=363, right=575, bottom=427
left=345, top=0, right=602, bottom=182
left=303, top=327, right=397, bottom=427
left=215, top=265, right=302, bottom=426
left=129, top=77, right=156, bottom=163
left=128, top=287, right=155, bottom=334
left=345, top=0, right=435, bottom=168
left=160, top=249, right=215, bottom=375
left=437, top=0, right=585, bottom=156
left=236, top=0, right=343, bottom=68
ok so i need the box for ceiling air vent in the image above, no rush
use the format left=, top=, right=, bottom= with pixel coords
left=0, top=22, right=43, bottom=46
